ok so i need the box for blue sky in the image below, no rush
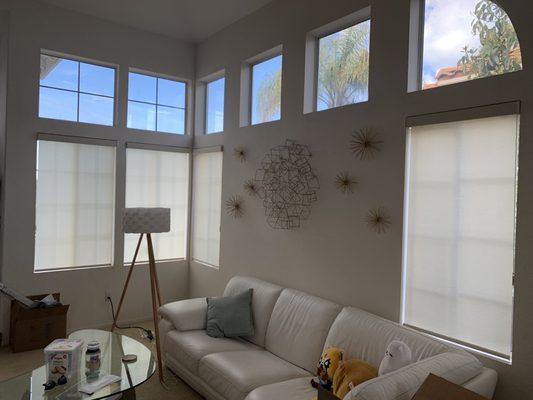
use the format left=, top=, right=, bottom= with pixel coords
left=206, top=77, right=225, bottom=133
left=251, top=55, right=282, bottom=125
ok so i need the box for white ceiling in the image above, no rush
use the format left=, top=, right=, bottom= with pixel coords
left=38, top=0, right=273, bottom=42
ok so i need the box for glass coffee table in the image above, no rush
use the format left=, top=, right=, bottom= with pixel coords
left=0, top=329, right=156, bottom=400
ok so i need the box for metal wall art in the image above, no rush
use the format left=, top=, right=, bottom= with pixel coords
left=255, top=139, right=319, bottom=229
left=350, top=127, right=382, bottom=161
left=243, top=179, right=259, bottom=196
left=226, top=195, right=244, bottom=218
left=334, top=171, right=358, bottom=194
left=365, top=207, right=391, bottom=234
left=233, top=147, right=247, bottom=163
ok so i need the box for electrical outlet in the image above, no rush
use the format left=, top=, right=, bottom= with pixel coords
left=105, top=290, right=111, bottom=302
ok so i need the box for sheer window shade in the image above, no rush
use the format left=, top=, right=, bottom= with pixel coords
left=35, top=140, right=116, bottom=270
left=125, top=148, right=189, bottom=263
left=192, top=151, right=223, bottom=267
left=403, top=114, right=519, bottom=358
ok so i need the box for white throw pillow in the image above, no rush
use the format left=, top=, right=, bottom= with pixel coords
left=378, top=340, right=412, bottom=376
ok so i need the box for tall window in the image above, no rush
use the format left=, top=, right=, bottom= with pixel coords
left=127, top=72, right=187, bottom=134
left=402, top=113, right=519, bottom=359
left=35, top=139, right=116, bottom=271
left=420, top=0, right=522, bottom=89
left=206, top=77, right=225, bottom=134
left=317, top=20, right=370, bottom=111
left=251, top=55, right=282, bottom=125
left=192, top=151, right=223, bottom=267
left=39, top=54, right=115, bottom=126
left=125, top=148, right=189, bottom=263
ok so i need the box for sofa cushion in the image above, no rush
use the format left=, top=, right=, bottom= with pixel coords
left=207, top=288, right=254, bottom=338
left=159, top=297, right=207, bottom=331
left=244, top=377, right=316, bottom=400
left=223, top=276, right=283, bottom=347
left=324, top=307, right=452, bottom=369
left=165, top=330, right=259, bottom=372
left=348, top=352, right=483, bottom=400
left=265, top=288, right=341, bottom=373
left=199, top=350, right=311, bottom=400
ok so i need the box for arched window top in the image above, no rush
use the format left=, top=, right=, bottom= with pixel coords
left=421, top=0, right=522, bottom=90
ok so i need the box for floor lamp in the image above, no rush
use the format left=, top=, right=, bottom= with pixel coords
left=112, top=207, right=170, bottom=382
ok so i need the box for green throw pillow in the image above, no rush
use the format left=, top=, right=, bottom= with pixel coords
left=206, top=289, right=254, bottom=338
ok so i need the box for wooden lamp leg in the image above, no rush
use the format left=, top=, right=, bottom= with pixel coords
left=146, top=233, right=164, bottom=382
left=112, top=233, right=144, bottom=332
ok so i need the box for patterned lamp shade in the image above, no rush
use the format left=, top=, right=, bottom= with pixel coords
left=123, top=208, right=171, bottom=234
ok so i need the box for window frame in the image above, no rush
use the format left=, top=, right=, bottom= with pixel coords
left=303, top=7, right=371, bottom=114
left=195, top=70, right=226, bottom=136
left=400, top=102, right=521, bottom=363
left=127, top=68, right=190, bottom=135
left=34, top=133, right=118, bottom=273
left=39, top=50, right=118, bottom=126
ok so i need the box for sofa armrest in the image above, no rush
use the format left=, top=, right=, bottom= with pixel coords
left=462, top=367, right=497, bottom=399
left=346, top=352, right=483, bottom=400
left=158, top=298, right=207, bottom=332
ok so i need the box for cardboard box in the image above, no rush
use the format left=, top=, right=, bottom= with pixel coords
left=412, top=373, right=489, bottom=400
left=9, top=293, right=69, bottom=353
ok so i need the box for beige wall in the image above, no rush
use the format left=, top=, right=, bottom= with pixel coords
left=190, top=0, right=533, bottom=399
left=0, top=1, right=195, bottom=340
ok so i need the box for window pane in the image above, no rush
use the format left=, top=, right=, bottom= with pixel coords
left=317, top=20, right=370, bottom=111
left=40, top=55, right=78, bottom=91
left=35, top=140, right=116, bottom=270
left=128, top=72, right=156, bottom=103
left=80, top=63, right=115, bottom=97
left=158, top=78, right=186, bottom=108
left=157, top=106, right=185, bottom=134
left=125, top=149, right=190, bottom=262
left=403, top=114, right=519, bottom=357
left=39, top=87, right=78, bottom=122
left=422, top=0, right=522, bottom=89
left=251, top=55, right=282, bottom=125
left=192, top=151, right=223, bottom=267
left=79, top=94, right=114, bottom=126
left=127, top=101, right=156, bottom=131
left=206, top=78, right=225, bottom=133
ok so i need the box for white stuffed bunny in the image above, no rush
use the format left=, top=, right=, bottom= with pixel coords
left=378, top=340, right=412, bottom=376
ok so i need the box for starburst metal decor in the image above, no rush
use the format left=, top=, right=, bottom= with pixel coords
left=255, top=139, right=319, bottom=229
left=233, top=146, right=247, bottom=163
left=350, top=127, right=382, bottom=160
left=334, top=171, right=357, bottom=194
left=243, top=179, right=259, bottom=196
left=226, top=195, right=244, bottom=218
left=365, top=207, right=391, bottom=234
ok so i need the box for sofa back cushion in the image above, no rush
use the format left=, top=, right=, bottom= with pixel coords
left=223, top=276, right=283, bottom=347
left=324, top=307, right=453, bottom=369
left=265, top=288, right=341, bottom=373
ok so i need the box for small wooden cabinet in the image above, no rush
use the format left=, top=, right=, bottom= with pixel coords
left=9, top=293, right=69, bottom=353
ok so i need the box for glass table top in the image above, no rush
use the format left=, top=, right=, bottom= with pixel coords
left=0, top=329, right=156, bottom=400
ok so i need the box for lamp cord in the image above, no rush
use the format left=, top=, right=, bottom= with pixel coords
left=107, top=296, right=154, bottom=341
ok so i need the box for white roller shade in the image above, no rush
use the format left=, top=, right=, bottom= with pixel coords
left=403, top=114, right=519, bottom=358
left=192, top=151, right=223, bottom=267
left=35, top=140, right=116, bottom=270
left=125, top=148, right=189, bottom=263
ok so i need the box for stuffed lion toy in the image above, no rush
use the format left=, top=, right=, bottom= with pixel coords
left=311, top=347, right=377, bottom=400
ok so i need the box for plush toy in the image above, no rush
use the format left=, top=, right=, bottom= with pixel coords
left=311, top=347, right=344, bottom=391
left=311, top=348, right=377, bottom=400
left=378, top=340, right=412, bottom=376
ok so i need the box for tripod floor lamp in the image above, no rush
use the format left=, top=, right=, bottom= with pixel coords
left=112, top=207, right=170, bottom=382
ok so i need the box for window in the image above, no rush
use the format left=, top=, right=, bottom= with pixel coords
left=419, top=0, right=522, bottom=89
left=35, top=139, right=116, bottom=271
left=206, top=78, right=225, bottom=134
left=125, top=147, right=189, bottom=263
left=317, top=20, right=370, bottom=111
left=192, top=151, right=223, bottom=267
left=402, top=112, right=519, bottom=359
left=39, top=54, right=115, bottom=126
left=251, top=55, right=282, bottom=125
left=127, top=72, right=187, bottom=134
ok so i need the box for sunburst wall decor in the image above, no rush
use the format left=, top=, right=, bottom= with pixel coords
left=226, top=195, right=244, bottom=218
left=233, top=147, right=247, bottom=163
left=255, top=139, right=319, bottom=229
left=350, top=127, right=382, bottom=161
left=334, top=171, right=357, bottom=194
left=243, top=179, right=259, bottom=196
left=365, top=207, right=391, bottom=234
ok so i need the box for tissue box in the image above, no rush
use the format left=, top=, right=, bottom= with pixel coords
left=44, top=338, right=83, bottom=385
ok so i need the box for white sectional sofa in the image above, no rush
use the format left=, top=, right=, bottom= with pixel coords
left=158, top=276, right=497, bottom=400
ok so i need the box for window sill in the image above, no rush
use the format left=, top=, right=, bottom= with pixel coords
left=191, top=259, right=220, bottom=270
left=122, top=257, right=187, bottom=267
left=34, top=263, right=113, bottom=274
